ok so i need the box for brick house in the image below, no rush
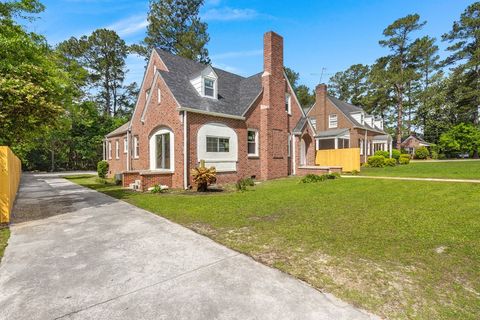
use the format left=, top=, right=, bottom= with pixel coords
left=399, top=134, right=432, bottom=155
left=103, top=31, right=336, bottom=191
left=306, top=84, right=392, bottom=163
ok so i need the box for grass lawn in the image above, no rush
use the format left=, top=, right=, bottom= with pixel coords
left=361, top=160, right=480, bottom=180
left=67, top=175, right=480, bottom=320
left=0, top=227, right=10, bottom=263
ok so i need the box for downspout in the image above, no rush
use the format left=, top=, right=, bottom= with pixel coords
left=126, top=129, right=131, bottom=171
left=183, top=111, right=188, bottom=189
left=292, top=135, right=296, bottom=175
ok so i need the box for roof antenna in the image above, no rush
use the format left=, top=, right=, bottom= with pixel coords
left=310, top=67, right=327, bottom=84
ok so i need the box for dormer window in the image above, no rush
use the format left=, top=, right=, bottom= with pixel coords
left=360, top=113, right=365, bottom=124
left=204, top=78, right=215, bottom=97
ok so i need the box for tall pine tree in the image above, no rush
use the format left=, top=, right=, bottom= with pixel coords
left=142, top=0, right=210, bottom=63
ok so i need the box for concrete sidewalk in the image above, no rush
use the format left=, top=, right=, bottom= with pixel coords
left=0, top=173, right=377, bottom=320
left=342, top=175, right=480, bottom=184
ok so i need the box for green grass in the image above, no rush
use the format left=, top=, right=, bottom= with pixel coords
left=0, top=227, right=10, bottom=263
left=67, top=174, right=480, bottom=320
left=361, top=160, right=480, bottom=180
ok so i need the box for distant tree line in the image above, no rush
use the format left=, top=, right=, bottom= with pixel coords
left=326, top=3, right=480, bottom=157
left=0, top=0, right=210, bottom=170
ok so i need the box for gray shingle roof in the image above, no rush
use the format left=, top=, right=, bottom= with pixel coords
left=315, top=128, right=350, bottom=138
left=155, top=49, right=262, bottom=117
left=327, top=96, right=386, bottom=133
left=293, top=117, right=308, bottom=134
left=106, top=121, right=130, bottom=138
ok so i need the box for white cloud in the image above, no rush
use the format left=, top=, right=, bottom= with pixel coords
left=211, top=49, right=262, bottom=60
left=106, top=14, right=148, bottom=37
left=202, top=7, right=259, bottom=21
left=212, top=62, right=242, bottom=75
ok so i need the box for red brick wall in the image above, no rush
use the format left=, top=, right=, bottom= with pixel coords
left=106, top=134, right=127, bottom=177
left=129, top=52, right=185, bottom=188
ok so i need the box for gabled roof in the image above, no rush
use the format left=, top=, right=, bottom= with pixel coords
left=293, top=117, right=308, bottom=134
left=402, top=134, right=431, bottom=146
left=327, top=96, right=386, bottom=133
left=155, top=49, right=262, bottom=117
left=106, top=121, right=130, bottom=138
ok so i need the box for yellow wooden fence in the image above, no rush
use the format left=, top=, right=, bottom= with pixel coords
left=0, top=146, right=22, bottom=224
left=315, top=148, right=360, bottom=172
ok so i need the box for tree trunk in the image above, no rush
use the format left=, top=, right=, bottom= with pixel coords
left=396, top=89, right=404, bottom=151
left=50, top=149, right=55, bottom=172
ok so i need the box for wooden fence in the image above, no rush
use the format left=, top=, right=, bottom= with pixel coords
left=315, top=148, right=361, bottom=172
left=0, top=146, right=22, bottom=224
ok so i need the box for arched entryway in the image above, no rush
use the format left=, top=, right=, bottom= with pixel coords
left=300, top=134, right=313, bottom=166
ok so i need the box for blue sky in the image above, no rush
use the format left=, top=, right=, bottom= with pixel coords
left=30, top=0, right=473, bottom=89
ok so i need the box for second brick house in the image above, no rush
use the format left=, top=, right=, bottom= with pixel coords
left=104, top=31, right=330, bottom=191
left=306, top=84, right=392, bottom=163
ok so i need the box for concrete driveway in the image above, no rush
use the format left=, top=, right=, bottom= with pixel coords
left=0, top=173, right=378, bottom=320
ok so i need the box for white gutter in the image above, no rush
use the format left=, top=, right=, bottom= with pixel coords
left=177, top=107, right=245, bottom=120
left=183, top=111, right=188, bottom=189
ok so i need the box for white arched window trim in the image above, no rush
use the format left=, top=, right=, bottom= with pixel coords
left=197, top=122, right=238, bottom=172
left=149, top=127, right=175, bottom=172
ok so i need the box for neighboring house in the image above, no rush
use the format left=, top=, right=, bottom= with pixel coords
left=400, top=134, right=432, bottom=155
left=306, top=84, right=392, bottom=163
left=103, top=31, right=333, bottom=191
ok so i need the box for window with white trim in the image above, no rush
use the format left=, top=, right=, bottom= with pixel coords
left=108, top=141, right=112, bottom=159
left=285, top=93, right=291, bottom=114
left=310, top=118, right=317, bottom=130
left=204, top=78, right=215, bottom=97
left=149, top=128, right=174, bottom=171
left=115, top=140, right=119, bottom=159
left=157, top=88, right=161, bottom=103
left=123, top=137, right=128, bottom=153
left=359, top=139, right=364, bottom=155
left=329, top=114, right=338, bottom=128
left=367, top=141, right=371, bottom=155
left=133, top=136, right=139, bottom=158
left=247, top=129, right=259, bottom=156
left=206, top=136, right=229, bottom=152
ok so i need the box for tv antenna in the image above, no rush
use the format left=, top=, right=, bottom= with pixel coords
left=310, top=67, right=328, bottom=84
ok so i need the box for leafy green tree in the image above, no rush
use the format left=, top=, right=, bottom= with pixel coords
left=296, top=85, right=315, bottom=108
left=285, top=67, right=300, bottom=89
left=0, top=1, right=69, bottom=146
left=57, top=29, right=131, bottom=116
left=142, top=0, right=210, bottom=63
left=442, top=2, right=480, bottom=157
left=442, top=2, right=480, bottom=125
left=328, top=64, right=370, bottom=106
left=439, top=123, right=480, bottom=156
left=377, top=14, right=426, bottom=148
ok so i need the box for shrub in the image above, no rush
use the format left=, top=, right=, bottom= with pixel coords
left=301, top=174, right=326, bottom=183
left=150, top=184, right=168, bottom=193
left=191, top=160, right=217, bottom=192
left=374, top=150, right=389, bottom=158
left=301, top=173, right=340, bottom=183
left=236, top=177, right=255, bottom=191
left=97, top=160, right=109, bottom=178
left=326, top=172, right=341, bottom=179
left=384, top=158, right=396, bottom=167
left=350, top=170, right=360, bottom=176
left=430, top=150, right=438, bottom=160
left=399, top=154, right=411, bottom=165
left=415, top=147, right=430, bottom=159
left=391, top=149, right=401, bottom=160
left=367, top=155, right=385, bottom=167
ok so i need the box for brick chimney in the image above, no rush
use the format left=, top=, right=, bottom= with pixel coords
left=260, top=31, right=288, bottom=180
left=315, top=83, right=328, bottom=131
